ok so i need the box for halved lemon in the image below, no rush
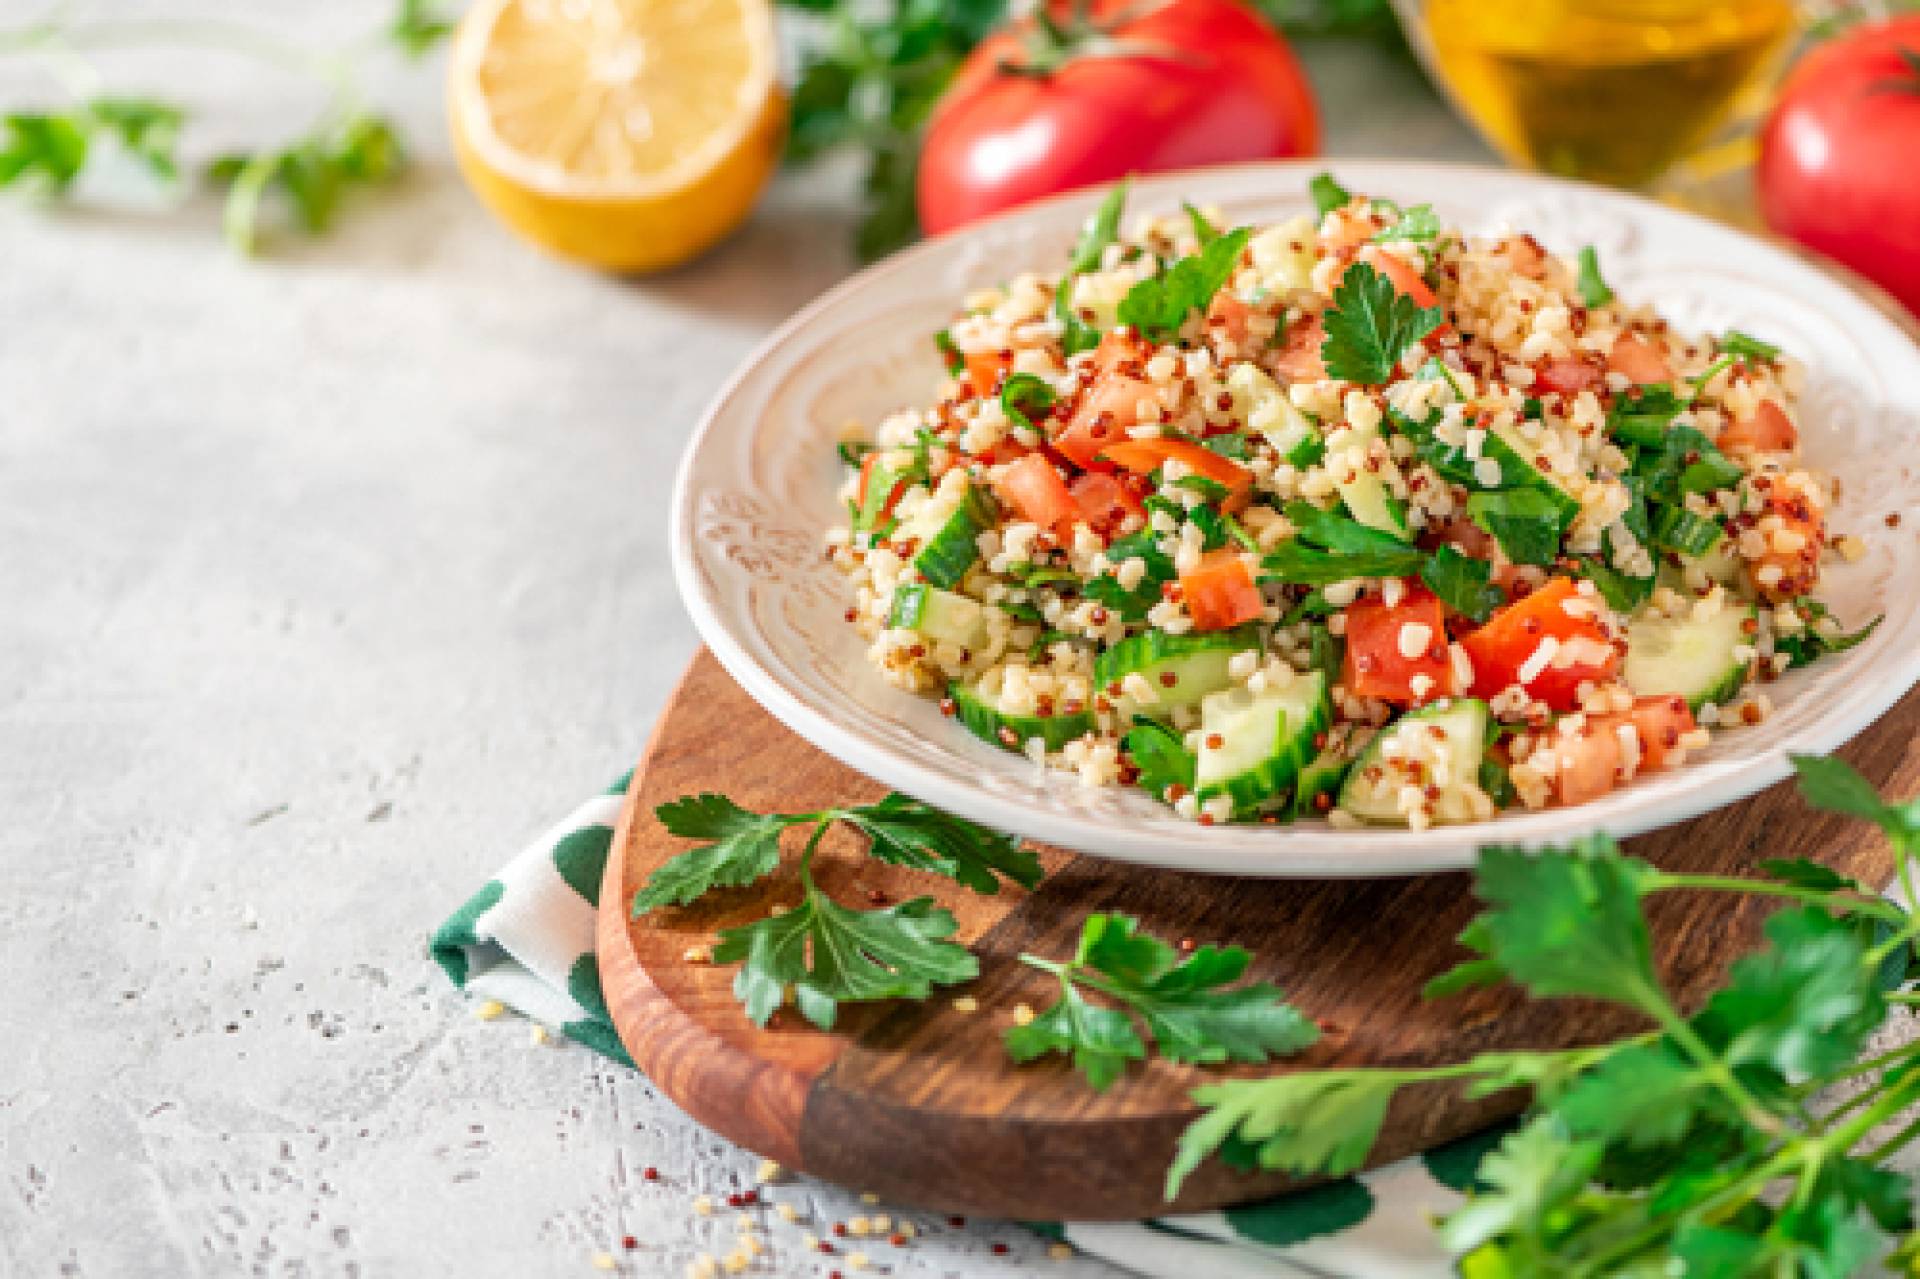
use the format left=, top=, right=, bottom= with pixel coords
left=449, top=0, right=784, bottom=273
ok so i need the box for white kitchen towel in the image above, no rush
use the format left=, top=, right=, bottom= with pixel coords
left=430, top=777, right=1497, bottom=1277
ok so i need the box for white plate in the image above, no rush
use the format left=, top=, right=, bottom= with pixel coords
left=671, top=159, right=1920, bottom=877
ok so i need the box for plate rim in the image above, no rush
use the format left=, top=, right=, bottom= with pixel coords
left=671, top=157, right=1920, bottom=877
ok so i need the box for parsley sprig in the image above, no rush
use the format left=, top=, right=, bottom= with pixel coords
left=1007, top=913, right=1318, bottom=1089
left=1169, top=754, right=1920, bottom=1275
left=634, top=791, right=1040, bottom=1029
left=0, top=3, right=449, bottom=253
left=1319, top=259, right=1445, bottom=384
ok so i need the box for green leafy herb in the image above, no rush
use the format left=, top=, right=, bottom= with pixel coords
left=1575, top=555, right=1654, bottom=614
left=1309, top=171, right=1352, bottom=216
left=1262, top=542, right=1424, bottom=585
left=635, top=790, right=1037, bottom=1027
left=1285, top=501, right=1412, bottom=555
left=1371, top=202, right=1441, bottom=245
left=1122, top=718, right=1195, bottom=799
left=390, top=0, right=456, bottom=57
left=1722, top=329, right=1781, bottom=363
left=1184, top=201, right=1221, bottom=244
left=1319, top=260, right=1445, bottom=384
left=1171, top=473, right=1231, bottom=503
left=1201, top=431, right=1252, bottom=460
left=1009, top=914, right=1318, bottom=1090
left=1083, top=530, right=1175, bottom=622
left=934, top=329, right=965, bottom=377
left=1649, top=504, right=1723, bottom=558
left=1169, top=753, right=1920, bottom=1275
left=1003, top=560, right=1080, bottom=591
left=0, top=96, right=187, bottom=192
left=1118, top=227, right=1253, bottom=342
left=1052, top=180, right=1129, bottom=354
left=1773, top=600, right=1884, bottom=670
left=1608, top=382, right=1685, bottom=447
left=1575, top=245, right=1614, bottom=308
left=209, top=112, right=406, bottom=253
left=999, top=372, right=1058, bottom=431
left=1420, top=545, right=1502, bottom=623
left=835, top=439, right=874, bottom=468
left=1185, top=503, right=1229, bottom=552
left=1464, top=489, right=1565, bottom=568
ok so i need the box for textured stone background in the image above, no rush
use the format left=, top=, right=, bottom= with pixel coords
left=0, top=5, right=1486, bottom=1276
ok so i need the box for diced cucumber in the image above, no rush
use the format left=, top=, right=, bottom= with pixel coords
left=909, top=485, right=997, bottom=589
left=1622, top=604, right=1753, bottom=711
left=1248, top=216, right=1319, bottom=296
left=1486, top=420, right=1581, bottom=526
left=1333, top=426, right=1411, bottom=541
left=1195, top=671, right=1331, bottom=811
left=890, top=584, right=989, bottom=649
left=1093, top=626, right=1264, bottom=719
left=950, top=679, right=1095, bottom=754
left=1292, top=742, right=1355, bottom=818
left=1337, top=699, right=1491, bottom=825
left=1227, top=364, right=1322, bottom=467
left=853, top=458, right=912, bottom=532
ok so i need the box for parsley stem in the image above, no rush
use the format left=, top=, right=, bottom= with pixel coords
left=1797, top=1034, right=1920, bottom=1096
left=1649, top=872, right=1908, bottom=924
left=1639, top=980, right=1782, bottom=1135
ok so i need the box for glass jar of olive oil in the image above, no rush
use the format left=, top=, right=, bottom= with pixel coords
left=1395, top=0, right=1797, bottom=188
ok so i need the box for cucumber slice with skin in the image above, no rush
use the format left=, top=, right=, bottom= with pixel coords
left=1338, top=699, right=1492, bottom=825
left=1333, top=427, right=1412, bottom=542
left=1227, top=364, right=1323, bottom=467
left=1622, top=604, right=1754, bottom=712
left=910, top=486, right=997, bottom=589
left=1195, top=670, right=1331, bottom=811
left=1292, top=743, right=1355, bottom=818
left=950, top=679, right=1095, bottom=754
left=853, top=459, right=912, bottom=532
left=1486, top=420, right=1580, bottom=526
left=1093, top=625, right=1263, bottom=719
left=890, top=584, right=989, bottom=649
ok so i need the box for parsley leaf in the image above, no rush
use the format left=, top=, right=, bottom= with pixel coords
left=1465, top=489, right=1565, bottom=568
left=1421, top=544, right=1503, bottom=623
left=717, top=891, right=977, bottom=1030
left=1319, top=260, right=1445, bottom=384
left=1309, top=171, right=1351, bottom=216
left=1608, top=382, right=1686, bottom=447
left=1122, top=718, right=1195, bottom=799
left=0, top=111, right=91, bottom=192
left=1722, top=329, right=1781, bottom=362
left=1013, top=914, right=1317, bottom=1091
left=209, top=113, right=406, bottom=253
left=999, top=372, right=1057, bottom=431
left=837, top=792, right=1043, bottom=895
left=390, top=0, right=456, bottom=58
left=1576, top=245, right=1614, bottom=308
left=1261, top=541, right=1423, bottom=585
left=1695, top=906, right=1885, bottom=1078
left=1285, top=500, right=1412, bottom=554
left=1055, top=181, right=1128, bottom=355
left=1772, top=601, right=1883, bottom=670
left=1171, top=1070, right=1399, bottom=1195
left=632, top=794, right=801, bottom=913
left=1184, top=201, right=1220, bottom=244
left=934, top=328, right=965, bottom=377
left=1118, top=226, right=1252, bottom=341
left=1575, top=555, right=1654, bottom=613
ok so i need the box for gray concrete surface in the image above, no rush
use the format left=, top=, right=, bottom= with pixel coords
left=0, top=6, right=1488, bottom=1276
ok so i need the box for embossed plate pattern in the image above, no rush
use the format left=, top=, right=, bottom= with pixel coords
left=671, top=160, right=1920, bottom=876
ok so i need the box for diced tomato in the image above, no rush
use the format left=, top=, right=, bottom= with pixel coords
left=1341, top=582, right=1452, bottom=707
left=1206, top=290, right=1257, bottom=349
left=1534, top=358, right=1603, bottom=397
left=1502, top=234, right=1548, bottom=280
left=1182, top=550, right=1264, bottom=633
left=1461, top=577, right=1619, bottom=712
left=1358, top=246, right=1440, bottom=310
left=1269, top=312, right=1327, bottom=383
left=1068, top=472, right=1145, bottom=541
left=1608, top=333, right=1674, bottom=386
left=1056, top=375, right=1159, bottom=468
left=1555, top=694, right=1698, bottom=805
left=1088, top=329, right=1151, bottom=377
left=1098, top=438, right=1252, bottom=510
left=858, top=454, right=906, bottom=524
left=1625, top=694, right=1696, bottom=771
left=1746, top=476, right=1826, bottom=601
left=994, top=453, right=1079, bottom=539
left=965, top=350, right=1010, bottom=398
left=1718, top=400, right=1798, bottom=455
left=974, top=438, right=1032, bottom=467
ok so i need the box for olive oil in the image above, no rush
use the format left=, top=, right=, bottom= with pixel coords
left=1414, top=0, right=1796, bottom=187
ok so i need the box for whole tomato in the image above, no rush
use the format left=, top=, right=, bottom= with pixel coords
left=916, top=0, right=1320, bottom=236
left=1757, top=16, right=1920, bottom=316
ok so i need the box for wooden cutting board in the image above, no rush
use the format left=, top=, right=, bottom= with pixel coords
left=596, top=650, right=1918, bottom=1219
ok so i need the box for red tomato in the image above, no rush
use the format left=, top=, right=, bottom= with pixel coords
left=1718, top=400, right=1798, bottom=455
left=995, top=453, right=1079, bottom=537
left=1067, top=471, right=1144, bottom=541
left=1206, top=290, right=1258, bottom=350
left=1462, top=577, right=1619, bottom=712
left=1357, top=246, right=1440, bottom=310
left=1609, top=334, right=1674, bottom=386
left=1534, top=358, right=1603, bottom=397
left=1055, top=333, right=1158, bottom=468
left=965, top=350, right=1009, bottom=398
left=1268, top=312, right=1327, bottom=383
left=916, top=0, right=1319, bottom=235
left=1624, top=694, right=1696, bottom=772
left=1557, top=694, right=1698, bottom=805
left=1182, top=549, right=1264, bottom=632
left=1341, top=582, right=1452, bottom=707
left=1098, top=437, right=1252, bottom=509
left=1759, top=16, right=1920, bottom=317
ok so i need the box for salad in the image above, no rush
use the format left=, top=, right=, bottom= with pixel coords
left=824, top=176, right=1878, bottom=829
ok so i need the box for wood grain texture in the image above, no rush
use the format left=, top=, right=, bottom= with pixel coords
left=600, top=649, right=1920, bottom=1220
